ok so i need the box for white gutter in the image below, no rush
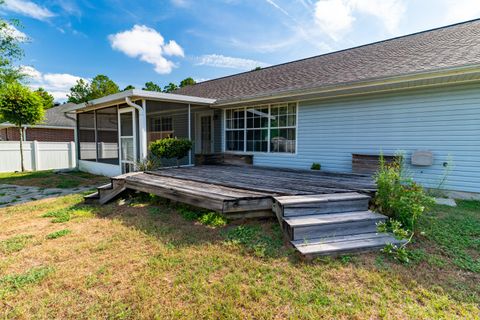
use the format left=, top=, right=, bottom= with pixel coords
left=125, top=97, right=147, bottom=161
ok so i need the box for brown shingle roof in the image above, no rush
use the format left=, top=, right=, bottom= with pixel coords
left=176, top=19, right=480, bottom=103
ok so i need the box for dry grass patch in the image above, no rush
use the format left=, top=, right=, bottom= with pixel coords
left=0, top=194, right=478, bottom=319
left=0, top=170, right=109, bottom=189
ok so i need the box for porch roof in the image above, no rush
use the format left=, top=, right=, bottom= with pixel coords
left=64, top=89, right=216, bottom=113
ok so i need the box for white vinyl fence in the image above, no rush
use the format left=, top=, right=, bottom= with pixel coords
left=0, top=141, right=76, bottom=172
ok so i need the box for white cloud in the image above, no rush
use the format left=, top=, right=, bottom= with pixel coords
left=21, top=66, right=85, bottom=101
left=164, top=40, right=185, bottom=57
left=314, top=0, right=355, bottom=41
left=195, top=54, right=269, bottom=70
left=444, top=0, right=480, bottom=24
left=352, top=0, right=405, bottom=34
left=108, top=25, right=184, bottom=74
left=4, top=0, right=55, bottom=21
left=314, top=0, right=406, bottom=40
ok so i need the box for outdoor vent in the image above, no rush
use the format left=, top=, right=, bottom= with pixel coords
left=411, top=150, right=433, bottom=166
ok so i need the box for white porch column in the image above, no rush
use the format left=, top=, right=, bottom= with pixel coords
left=188, top=103, right=192, bottom=165
left=140, top=99, right=148, bottom=160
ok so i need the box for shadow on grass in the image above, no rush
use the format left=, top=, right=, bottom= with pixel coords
left=87, top=191, right=297, bottom=261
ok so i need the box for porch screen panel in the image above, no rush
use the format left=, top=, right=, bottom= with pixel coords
left=78, top=111, right=96, bottom=161
left=96, top=106, right=119, bottom=164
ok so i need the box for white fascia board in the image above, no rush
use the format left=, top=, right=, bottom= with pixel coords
left=65, top=90, right=216, bottom=113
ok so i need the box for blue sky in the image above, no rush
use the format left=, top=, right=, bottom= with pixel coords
left=2, top=0, right=480, bottom=101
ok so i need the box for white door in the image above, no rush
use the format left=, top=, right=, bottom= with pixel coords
left=196, top=112, right=214, bottom=154
left=118, top=108, right=137, bottom=173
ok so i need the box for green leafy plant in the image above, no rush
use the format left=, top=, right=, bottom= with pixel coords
left=149, top=138, right=193, bottom=167
left=46, top=229, right=71, bottom=239
left=0, top=266, right=53, bottom=298
left=311, top=163, right=321, bottom=170
left=177, top=204, right=228, bottom=227
left=223, top=225, right=283, bottom=258
left=381, top=243, right=411, bottom=264
left=374, top=155, right=434, bottom=231
left=136, top=153, right=162, bottom=171
left=198, top=212, right=228, bottom=227
left=0, top=235, right=32, bottom=254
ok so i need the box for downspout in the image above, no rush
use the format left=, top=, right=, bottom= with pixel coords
left=125, top=97, right=147, bottom=161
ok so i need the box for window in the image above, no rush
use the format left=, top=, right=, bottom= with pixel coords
left=225, top=109, right=245, bottom=151
left=148, top=116, right=174, bottom=144
left=270, top=103, right=296, bottom=153
left=152, top=117, right=173, bottom=132
left=224, top=103, right=297, bottom=153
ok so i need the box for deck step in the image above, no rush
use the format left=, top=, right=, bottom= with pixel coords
left=276, top=192, right=370, bottom=217
left=284, top=210, right=385, bottom=227
left=84, top=191, right=100, bottom=204
left=275, top=192, right=370, bottom=207
left=284, top=211, right=387, bottom=240
left=292, top=233, right=406, bottom=258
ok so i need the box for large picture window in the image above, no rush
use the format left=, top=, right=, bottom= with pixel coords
left=225, top=103, right=297, bottom=153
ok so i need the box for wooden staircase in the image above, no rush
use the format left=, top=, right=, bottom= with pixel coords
left=84, top=174, right=131, bottom=205
left=273, top=192, right=404, bottom=258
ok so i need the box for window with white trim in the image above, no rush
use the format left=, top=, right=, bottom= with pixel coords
left=225, top=103, right=297, bottom=153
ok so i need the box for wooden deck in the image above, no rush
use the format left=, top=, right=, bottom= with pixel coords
left=89, top=165, right=403, bottom=257
left=108, top=165, right=375, bottom=218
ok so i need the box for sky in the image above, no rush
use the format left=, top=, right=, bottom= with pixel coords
left=2, top=0, right=480, bottom=101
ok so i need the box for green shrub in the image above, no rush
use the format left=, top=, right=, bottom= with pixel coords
left=149, top=138, right=193, bottom=167
left=374, top=156, right=434, bottom=231
left=311, top=163, right=321, bottom=170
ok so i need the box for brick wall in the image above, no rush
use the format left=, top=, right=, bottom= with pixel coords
left=0, top=127, right=74, bottom=142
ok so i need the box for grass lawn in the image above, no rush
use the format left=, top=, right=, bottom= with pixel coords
left=0, top=170, right=109, bottom=189
left=0, top=193, right=478, bottom=319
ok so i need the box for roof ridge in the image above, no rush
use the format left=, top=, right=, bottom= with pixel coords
left=186, top=18, right=480, bottom=87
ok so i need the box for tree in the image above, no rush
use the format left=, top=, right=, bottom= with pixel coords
left=67, top=75, right=120, bottom=104
left=67, top=79, right=90, bottom=104
left=142, top=81, right=162, bottom=92
left=179, top=77, right=196, bottom=88
left=123, top=85, right=135, bottom=91
left=89, top=74, right=119, bottom=99
left=34, top=88, right=54, bottom=109
left=0, top=82, right=44, bottom=171
left=163, top=82, right=178, bottom=93
left=0, top=18, right=26, bottom=85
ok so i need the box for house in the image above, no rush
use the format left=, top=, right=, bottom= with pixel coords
left=0, top=103, right=75, bottom=142
left=68, top=19, right=480, bottom=198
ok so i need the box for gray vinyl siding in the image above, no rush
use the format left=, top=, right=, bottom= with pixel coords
left=252, top=83, right=480, bottom=193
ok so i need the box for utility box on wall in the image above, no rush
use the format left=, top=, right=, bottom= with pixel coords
left=411, top=150, right=433, bottom=166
